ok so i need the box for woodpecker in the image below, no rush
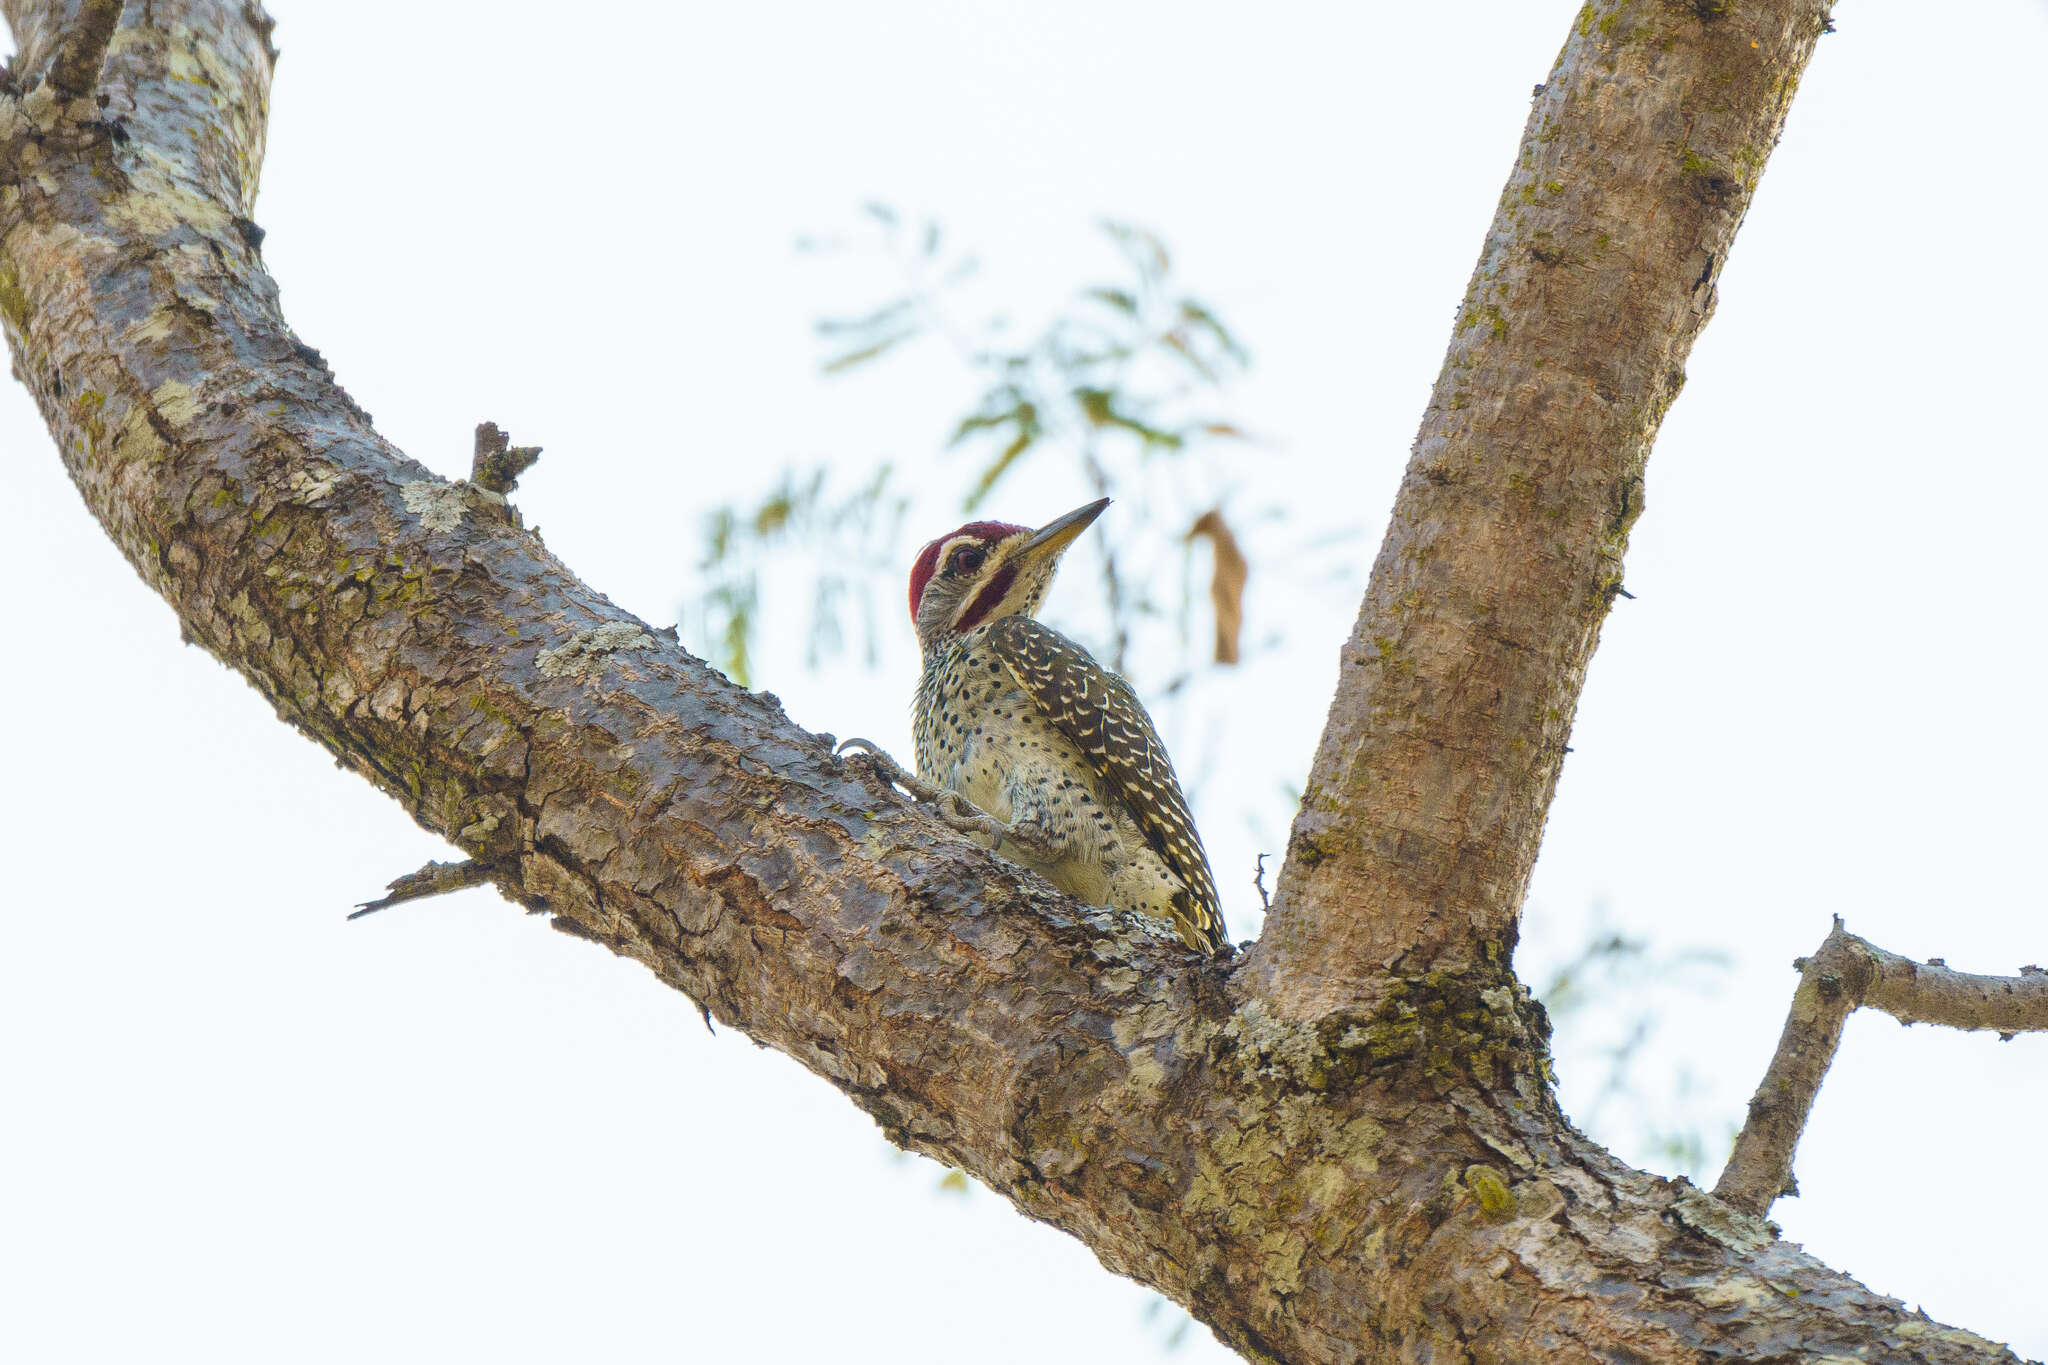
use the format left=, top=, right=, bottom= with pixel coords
left=839, top=498, right=1226, bottom=954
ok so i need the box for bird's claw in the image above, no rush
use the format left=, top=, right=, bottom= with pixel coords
left=836, top=736, right=938, bottom=800
left=837, top=737, right=1006, bottom=844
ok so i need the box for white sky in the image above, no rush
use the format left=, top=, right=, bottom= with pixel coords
left=4, top=2, right=2045, bottom=1361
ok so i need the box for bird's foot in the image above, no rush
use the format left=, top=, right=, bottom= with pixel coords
left=1000, top=814, right=1068, bottom=865
left=835, top=738, right=1006, bottom=844
left=835, top=737, right=937, bottom=799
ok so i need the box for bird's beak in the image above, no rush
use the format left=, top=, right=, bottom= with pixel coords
left=1020, top=498, right=1109, bottom=567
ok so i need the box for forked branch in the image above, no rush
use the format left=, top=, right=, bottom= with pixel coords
left=8, top=1, right=2031, bottom=1359
left=1715, top=918, right=2048, bottom=1216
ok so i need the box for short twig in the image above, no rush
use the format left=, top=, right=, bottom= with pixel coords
left=1253, top=852, right=1271, bottom=910
left=471, top=421, right=542, bottom=494
left=1713, top=916, right=2048, bottom=1216
left=350, top=859, right=496, bottom=920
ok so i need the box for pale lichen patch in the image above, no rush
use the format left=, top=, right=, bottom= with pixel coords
left=116, top=403, right=167, bottom=463
left=1221, top=997, right=1326, bottom=1083
left=1478, top=1128, right=1537, bottom=1171
left=105, top=185, right=233, bottom=241
left=1359, top=1226, right=1386, bottom=1263
left=287, top=467, right=342, bottom=505
left=401, top=479, right=467, bottom=531
left=1110, top=1000, right=1180, bottom=1050
left=1125, top=1049, right=1166, bottom=1090
left=1098, top=965, right=1141, bottom=994
left=1258, top=1229, right=1306, bottom=1295
left=150, top=379, right=201, bottom=426
left=1669, top=1183, right=1773, bottom=1253
left=537, top=622, right=657, bottom=681
left=129, top=310, right=186, bottom=345
left=221, top=589, right=270, bottom=648
left=1510, top=1176, right=1565, bottom=1223
left=19, top=83, right=59, bottom=131
left=1334, top=1114, right=1384, bottom=1170
left=1693, top=1278, right=1779, bottom=1312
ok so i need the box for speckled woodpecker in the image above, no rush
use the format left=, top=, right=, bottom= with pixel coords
left=839, top=498, right=1226, bottom=954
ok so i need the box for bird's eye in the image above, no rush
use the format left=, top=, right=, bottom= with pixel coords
left=949, top=546, right=985, bottom=574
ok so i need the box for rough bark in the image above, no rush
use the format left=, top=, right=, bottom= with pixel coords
left=0, top=2, right=2030, bottom=1362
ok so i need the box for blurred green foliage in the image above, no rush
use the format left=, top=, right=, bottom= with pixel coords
left=1531, top=923, right=1735, bottom=1180
left=690, top=207, right=1258, bottom=687
left=689, top=466, right=906, bottom=689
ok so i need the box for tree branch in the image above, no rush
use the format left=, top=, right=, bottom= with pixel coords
left=1715, top=919, right=2048, bottom=1217
left=349, top=858, right=497, bottom=920
left=1252, top=1, right=1838, bottom=1017
left=41, top=0, right=120, bottom=97
left=2, top=2, right=2032, bottom=1361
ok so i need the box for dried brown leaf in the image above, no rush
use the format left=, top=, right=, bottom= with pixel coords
left=1186, top=509, right=1247, bottom=665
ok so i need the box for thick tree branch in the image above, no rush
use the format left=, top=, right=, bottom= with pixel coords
left=1253, top=1, right=1837, bottom=1017
left=1, top=2, right=2032, bottom=1361
left=1715, top=919, right=2048, bottom=1217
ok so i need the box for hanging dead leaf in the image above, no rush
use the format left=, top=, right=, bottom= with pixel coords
left=1186, top=508, right=1247, bottom=665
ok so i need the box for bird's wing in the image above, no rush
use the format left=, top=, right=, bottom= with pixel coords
left=983, top=616, right=1225, bottom=952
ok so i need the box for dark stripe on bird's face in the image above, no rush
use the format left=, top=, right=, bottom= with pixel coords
left=953, top=564, right=1019, bottom=634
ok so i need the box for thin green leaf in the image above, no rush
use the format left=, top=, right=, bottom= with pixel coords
left=814, top=297, right=915, bottom=336
left=1100, top=219, right=1169, bottom=284
left=702, top=507, right=735, bottom=566
left=1160, top=330, right=1220, bottom=384
left=713, top=580, right=757, bottom=689
left=1073, top=386, right=1115, bottom=427
left=964, top=425, right=1037, bottom=512
left=821, top=328, right=916, bottom=374
left=1179, top=299, right=1250, bottom=366
left=1086, top=287, right=1140, bottom=315
left=947, top=391, right=1030, bottom=446
left=1072, top=387, right=1184, bottom=450
left=753, top=493, right=795, bottom=536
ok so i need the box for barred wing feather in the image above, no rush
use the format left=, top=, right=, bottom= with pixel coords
left=983, top=617, right=1225, bottom=952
